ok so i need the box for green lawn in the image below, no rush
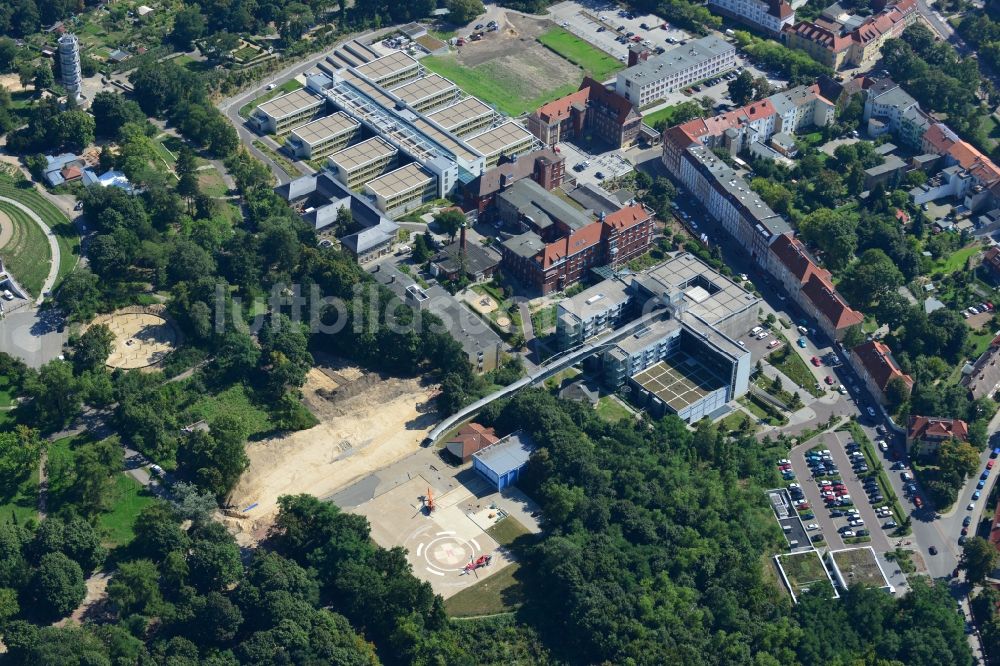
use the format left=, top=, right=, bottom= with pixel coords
left=486, top=517, right=531, bottom=547
left=239, top=79, right=304, bottom=118
left=198, top=168, right=230, bottom=198
left=769, top=343, right=823, bottom=398
left=596, top=395, right=634, bottom=423
left=0, top=179, right=80, bottom=292
left=530, top=305, right=557, bottom=335
left=252, top=140, right=300, bottom=179
left=933, top=243, right=982, bottom=276
left=97, top=474, right=155, bottom=546
left=181, top=384, right=274, bottom=437
left=0, top=200, right=51, bottom=297
left=0, top=463, right=39, bottom=527
left=421, top=55, right=579, bottom=117
left=536, top=27, right=623, bottom=81
left=444, top=562, right=524, bottom=617
left=153, top=136, right=178, bottom=167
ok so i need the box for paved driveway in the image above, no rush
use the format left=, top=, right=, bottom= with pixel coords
left=0, top=307, right=67, bottom=368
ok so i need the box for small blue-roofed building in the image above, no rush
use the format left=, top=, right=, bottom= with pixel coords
left=472, top=431, right=533, bottom=490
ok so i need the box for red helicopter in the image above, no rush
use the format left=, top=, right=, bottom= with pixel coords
left=462, top=553, right=493, bottom=577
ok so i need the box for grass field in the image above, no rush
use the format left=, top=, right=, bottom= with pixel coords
left=932, top=243, right=981, bottom=276
left=486, top=517, right=531, bottom=547
left=422, top=55, right=579, bottom=117
left=97, top=474, right=155, bottom=546
left=0, top=179, right=80, bottom=292
left=596, top=395, right=634, bottom=423
left=0, top=463, right=38, bottom=527
left=642, top=104, right=687, bottom=129
left=198, top=168, right=230, bottom=198
left=0, top=200, right=52, bottom=297
left=769, top=343, right=823, bottom=398
left=252, top=140, right=300, bottom=179
left=182, top=384, right=274, bottom=437
left=778, top=550, right=833, bottom=597
left=536, top=27, right=623, bottom=81
left=444, top=562, right=524, bottom=617
left=239, top=79, right=303, bottom=118
left=153, top=136, right=178, bottom=166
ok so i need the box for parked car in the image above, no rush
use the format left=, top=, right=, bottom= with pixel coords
left=810, top=356, right=822, bottom=366
left=797, top=337, right=807, bottom=348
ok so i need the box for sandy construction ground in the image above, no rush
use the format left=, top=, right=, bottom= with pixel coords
left=0, top=74, right=27, bottom=93
left=225, top=365, right=439, bottom=543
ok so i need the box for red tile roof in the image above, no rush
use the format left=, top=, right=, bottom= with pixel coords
left=445, top=422, right=499, bottom=461
left=603, top=203, right=651, bottom=231
left=852, top=340, right=914, bottom=392
left=542, top=220, right=603, bottom=268
left=533, top=77, right=639, bottom=127
left=673, top=99, right=778, bottom=145
left=907, top=415, right=969, bottom=443
left=802, top=273, right=864, bottom=331
left=924, top=123, right=1000, bottom=185
left=770, top=234, right=831, bottom=284
left=785, top=21, right=852, bottom=52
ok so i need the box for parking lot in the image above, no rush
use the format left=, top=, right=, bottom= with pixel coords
left=558, top=141, right=634, bottom=189
left=784, top=432, right=895, bottom=553
left=548, top=1, right=690, bottom=64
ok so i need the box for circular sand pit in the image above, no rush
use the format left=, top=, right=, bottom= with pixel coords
left=88, top=308, right=180, bottom=369
left=495, top=315, right=511, bottom=328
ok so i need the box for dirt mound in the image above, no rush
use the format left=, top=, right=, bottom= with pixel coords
left=225, top=366, right=439, bottom=545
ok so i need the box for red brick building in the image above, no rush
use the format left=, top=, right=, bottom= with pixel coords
left=500, top=202, right=653, bottom=294
left=462, top=148, right=565, bottom=215
left=526, top=77, right=642, bottom=149
left=849, top=340, right=914, bottom=406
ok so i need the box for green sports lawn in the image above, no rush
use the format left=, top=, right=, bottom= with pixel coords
left=0, top=200, right=50, bottom=297
left=0, top=179, right=80, bottom=293
left=420, top=56, right=579, bottom=117
left=536, top=27, right=624, bottom=81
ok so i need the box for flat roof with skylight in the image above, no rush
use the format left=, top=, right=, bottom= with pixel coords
left=288, top=112, right=360, bottom=147
left=364, top=163, right=434, bottom=198
left=389, top=74, right=458, bottom=107
left=634, top=253, right=759, bottom=326
left=328, top=136, right=397, bottom=171
left=426, top=97, right=495, bottom=133
left=256, top=88, right=324, bottom=120
left=355, top=51, right=419, bottom=83
left=466, top=121, right=535, bottom=157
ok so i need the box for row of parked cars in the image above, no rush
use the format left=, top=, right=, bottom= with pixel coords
left=961, top=301, right=994, bottom=318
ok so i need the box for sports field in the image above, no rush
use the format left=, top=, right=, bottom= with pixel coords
left=0, top=201, right=50, bottom=296
left=0, top=179, right=80, bottom=294
left=421, top=55, right=578, bottom=117
left=537, top=27, right=624, bottom=81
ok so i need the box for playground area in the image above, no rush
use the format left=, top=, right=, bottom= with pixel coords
left=352, top=475, right=517, bottom=597
left=89, top=308, right=179, bottom=369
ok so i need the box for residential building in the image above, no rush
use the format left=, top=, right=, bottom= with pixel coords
left=465, top=122, right=537, bottom=168
left=327, top=136, right=399, bottom=190
left=249, top=88, right=325, bottom=135
left=962, top=336, right=1000, bottom=400
left=603, top=203, right=655, bottom=267
left=864, top=154, right=907, bottom=189
left=57, top=33, right=82, bottom=101
left=668, top=144, right=791, bottom=267
left=849, top=340, right=913, bottom=405
left=906, top=415, right=969, bottom=455
left=526, top=77, right=643, bottom=148
left=768, top=234, right=863, bottom=340
left=662, top=84, right=832, bottom=168
left=981, top=246, right=1000, bottom=283
left=708, top=0, right=794, bottom=34
left=615, top=36, right=737, bottom=107
left=861, top=78, right=932, bottom=148
left=782, top=0, right=918, bottom=70
left=285, top=112, right=361, bottom=159
left=462, top=148, right=565, bottom=214
left=921, top=123, right=1000, bottom=210
left=363, top=163, right=437, bottom=216
left=473, top=431, right=533, bottom=490
left=445, top=423, right=500, bottom=463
